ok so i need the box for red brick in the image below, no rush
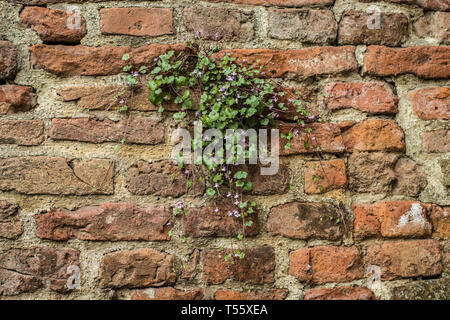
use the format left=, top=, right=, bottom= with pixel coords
left=289, top=246, right=364, bottom=284
left=363, top=46, right=450, bottom=79
left=359, top=0, right=450, bottom=11
left=57, top=84, right=180, bottom=112
left=127, top=160, right=204, bottom=197
left=207, top=0, right=335, bottom=6
left=0, top=41, right=16, bottom=79
left=304, top=287, right=376, bottom=300
left=203, top=246, right=275, bottom=284
left=183, top=202, right=259, bottom=238
left=35, top=203, right=172, bottom=241
left=183, top=7, right=254, bottom=41
left=215, top=289, right=288, bottom=300
left=231, top=164, right=290, bottom=195
left=0, top=120, right=44, bottom=146
left=268, top=202, right=342, bottom=240
left=0, top=201, right=22, bottom=239
left=365, top=240, right=442, bottom=280
left=423, top=130, right=449, bottom=153
left=342, top=119, right=405, bottom=152
left=181, top=249, right=199, bottom=280
left=0, top=156, right=114, bottom=195
left=100, top=8, right=174, bottom=37
left=348, top=152, right=398, bottom=194
left=409, top=87, right=450, bottom=120
left=215, top=46, right=357, bottom=79
left=20, top=7, right=87, bottom=43
left=131, top=287, right=204, bottom=300
left=414, top=12, right=450, bottom=45
left=0, top=85, right=38, bottom=114
left=323, top=82, right=398, bottom=114
left=0, top=247, right=80, bottom=295
left=279, top=122, right=346, bottom=154
left=339, top=11, right=408, bottom=46
left=429, top=206, right=450, bottom=239
left=304, top=159, right=347, bottom=194
left=100, top=249, right=176, bottom=289
left=50, top=117, right=164, bottom=145
left=267, top=9, right=337, bottom=44
left=30, top=43, right=187, bottom=77
left=353, top=201, right=436, bottom=239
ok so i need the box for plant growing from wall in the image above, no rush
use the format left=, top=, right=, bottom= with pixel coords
left=117, top=39, right=327, bottom=261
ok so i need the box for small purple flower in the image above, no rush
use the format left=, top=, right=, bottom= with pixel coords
left=273, top=113, right=279, bottom=118
left=311, top=136, right=316, bottom=141
left=175, top=200, right=184, bottom=209
left=119, top=99, right=125, bottom=104
left=226, top=76, right=233, bottom=82
left=242, top=59, right=247, bottom=64
left=261, top=72, right=265, bottom=75
left=234, top=200, right=240, bottom=206
left=132, top=71, right=139, bottom=77
left=195, top=111, right=200, bottom=118
left=228, top=211, right=233, bottom=216
left=154, top=57, right=158, bottom=62
left=167, top=222, right=172, bottom=226
left=221, top=166, right=226, bottom=172
left=196, top=30, right=202, bottom=37
left=227, top=192, right=232, bottom=198
left=301, top=122, right=305, bottom=128
left=234, top=193, right=239, bottom=199
left=184, top=170, right=190, bottom=175
left=308, top=115, right=315, bottom=120
left=126, top=82, right=131, bottom=87
left=214, top=183, right=219, bottom=188
left=293, top=129, right=299, bottom=136
left=288, top=99, right=293, bottom=103
left=183, top=36, right=187, bottom=41
left=214, top=33, right=219, bottom=40
left=214, top=207, right=219, bottom=213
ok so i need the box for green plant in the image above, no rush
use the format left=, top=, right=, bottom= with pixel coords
left=118, top=39, right=326, bottom=261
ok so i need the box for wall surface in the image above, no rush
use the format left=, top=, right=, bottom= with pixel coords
left=0, top=0, right=449, bottom=300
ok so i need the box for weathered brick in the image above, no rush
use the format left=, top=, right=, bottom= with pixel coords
left=127, top=160, right=203, bottom=197
left=232, top=164, right=290, bottom=195
left=359, top=0, right=450, bottom=11
left=342, top=119, right=405, bottom=152
left=131, top=287, right=204, bottom=300
left=20, top=7, right=87, bottom=43
left=363, top=46, right=450, bottom=79
left=215, top=289, right=288, bottom=300
left=267, top=202, right=342, bottom=240
left=304, top=286, right=376, bottom=300
left=0, top=120, right=44, bottom=146
left=183, top=202, right=259, bottom=238
left=423, top=130, right=449, bottom=153
left=215, top=46, right=357, bottom=79
left=338, top=11, right=408, bottom=46
left=100, top=249, right=176, bottom=289
left=0, top=247, right=80, bottom=295
left=0, top=85, right=38, bottom=114
left=268, top=9, right=337, bottom=44
left=414, top=12, right=450, bottom=45
left=203, top=246, right=275, bottom=284
left=50, top=117, right=164, bottom=145
left=323, top=82, right=398, bottom=114
left=30, top=43, right=187, bottom=77
left=0, top=41, right=16, bottom=79
left=365, top=240, right=442, bottom=280
left=429, top=206, right=450, bottom=238
left=57, top=84, right=181, bottom=112
left=409, top=87, right=450, bottom=120
left=0, top=201, right=22, bottom=239
left=393, top=157, right=428, bottom=197
left=183, top=7, right=254, bottom=41
left=100, top=8, right=174, bottom=37
left=289, top=246, right=364, bottom=284
left=35, top=203, right=172, bottom=241
left=353, top=201, right=435, bottom=239
left=0, top=156, right=114, bottom=195
left=207, top=0, right=335, bottom=6
left=279, top=122, right=346, bottom=154
left=348, top=152, right=398, bottom=194
left=181, top=249, right=199, bottom=280
left=304, top=159, right=347, bottom=194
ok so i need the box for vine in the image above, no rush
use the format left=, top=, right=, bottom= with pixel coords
left=116, top=39, right=327, bottom=261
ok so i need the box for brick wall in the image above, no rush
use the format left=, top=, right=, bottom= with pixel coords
left=0, top=0, right=449, bottom=300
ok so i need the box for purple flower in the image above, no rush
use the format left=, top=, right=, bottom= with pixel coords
left=154, top=58, right=158, bottom=62
left=311, top=136, right=316, bottom=141
left=132, top=71, right=139, bottom=77
left=242, top=59, right=247, bottom=63
left=184, top=170, right=190, bottom=175
left=166, top=222, right=172, bottom=226
left=195, top=111, right=200, bottom=118
left=214, top=183, right=219, bottom=188
left=183, top=36, right=187, bottom=41
left=227, top=192, right=232, bottom=198
left=196, top=30, right=202, bottom=37
left=308, top=115, right=316, bottom=120
left=228, top=211, right=233, bottom=216
left=234, top=193, right=239, bottom=199
left=273, top=113, right=279, bottom=118
left=119, top=99, right=125, bottom=104
left=214, top=208, right=219, bottom=213
left=214, top=33, right=219, bottom=40
left=226, top=76, right=233, bottom=82
left=174, top=200, right=184, bottom=209
left=234, top=200, right=240, bottom=206
left=293, top=129, right=299, bottom=136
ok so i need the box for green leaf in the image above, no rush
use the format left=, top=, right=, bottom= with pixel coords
left=206, top=188, right=216, bottom=196
left=122, top=53, right=130, bottom=61
left=237, top=234, right=243, bottom=241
